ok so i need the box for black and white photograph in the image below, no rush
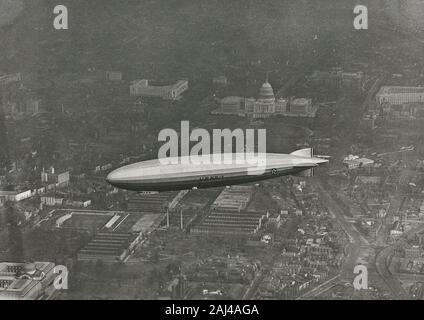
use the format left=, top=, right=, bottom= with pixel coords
left=0, top=0, right=424, bottom=309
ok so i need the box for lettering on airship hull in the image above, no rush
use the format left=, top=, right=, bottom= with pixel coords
left=199, top=175, right=225, bottom=181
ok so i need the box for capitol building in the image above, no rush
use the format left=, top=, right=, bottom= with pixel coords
left=217, top=80, right=317, bottom=119
left=245, top=81, right=288, bottom=118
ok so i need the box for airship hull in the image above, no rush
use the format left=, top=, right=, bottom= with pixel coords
left=108, top=166, right=304, bottom=192
left=106, top=150, right=328, bottom=192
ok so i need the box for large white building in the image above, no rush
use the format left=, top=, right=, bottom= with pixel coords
left=245, top=81, right=316, bottom=118
left=376, top=86, right=424, bottom=106
left=130, top=79, right=189, bottom=100
left=0, top=190, right=32, bottom=202
left=216, top=81, right=317, bottom=118
left=308, top=69, right=364, bottom=89
left=245, top=82, right=289, bottom=118
left=289, top=98, right=314, bottom=116
left=220, top=96, right=244, bottom=115
left=0, top=262, right=56, bottom=300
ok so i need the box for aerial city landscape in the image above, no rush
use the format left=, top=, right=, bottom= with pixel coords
left=1, top=0, right=424, bottom=301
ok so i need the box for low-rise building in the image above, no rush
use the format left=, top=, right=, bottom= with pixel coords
left=25, top=98, right=40, bottom=114
left=220, top=96, right=244, bottom=115
left=41, top=167, right=70, bottom=187
left=65, top=199, right=92, bottom=208
left=106, top=71, right=123, bottom=81
left=376, top=86, right=424, bottom=106
left=405, top=246, right=422, bottom=259
left=191, top=210, right=266, bottom=236
left=0, top=190, right=32, bottom=202
left=77, top=232, right=141, bottom=263
left=41, top=196, right=64, bottom=206
left=213, top=76, right=228, bottom=86
left=343, top=157, right=374, bottom=170
left=211, top=186, right=253, bottom=212
left=308, top=69, right=364, bottom=89
left=130, top=79, right=189, bottom=100
left=288, top=98, right=314, bottom=116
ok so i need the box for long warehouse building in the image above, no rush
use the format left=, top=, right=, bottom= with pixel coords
left=376, top=86, right=424, bottom=106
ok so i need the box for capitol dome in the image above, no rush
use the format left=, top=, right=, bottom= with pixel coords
left=259, top=81, right=275, bottom=100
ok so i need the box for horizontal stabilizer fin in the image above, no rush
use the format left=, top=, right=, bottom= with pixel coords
left=290, top=148, right=314, bottom=158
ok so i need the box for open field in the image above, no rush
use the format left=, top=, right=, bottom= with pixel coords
left=0, top=0, right=23, bottom=27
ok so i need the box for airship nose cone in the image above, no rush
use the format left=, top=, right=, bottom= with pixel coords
left=107, top=169, right=122, bottom=184
left=107, top=164, right=142, bottom=185
left=106, top=172, right=115, bottom=185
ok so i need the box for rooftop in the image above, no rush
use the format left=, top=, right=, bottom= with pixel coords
left=378, top=86, right=424, bottom=95
left=0, top=262, right=55, bottom=296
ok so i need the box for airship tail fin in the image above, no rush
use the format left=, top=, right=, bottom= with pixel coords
left=290, top=148, right=314, bottom=158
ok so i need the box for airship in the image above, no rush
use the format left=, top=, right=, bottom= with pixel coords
left=106, top=148, right=328, bottom=192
